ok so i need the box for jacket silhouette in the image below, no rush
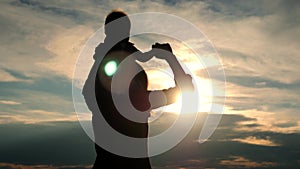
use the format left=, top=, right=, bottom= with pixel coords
left=82, top=10, right=193, bottom=169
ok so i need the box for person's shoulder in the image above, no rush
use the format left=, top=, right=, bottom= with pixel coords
left=93, top=43, right=106, bottom=60
left=94, top=41, right=140, bottom=60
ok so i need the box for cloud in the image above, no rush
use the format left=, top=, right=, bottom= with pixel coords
left=0, top=71, right=76, bottom=124
left=0, top=114, right=299, bottom=168
left=0, top=100, right=21, bottom=105
left=0, top=0, right=99, bottom=81
left=232, top=136, right=280, bottom=147
left=232, top=109, right=300, bottom=134
left=0, top=110, right=77, bottom=124
left=37, top=25, right=94, bottom=79
left=10, top=0, right=95, bottom=23
left=152, top=159, right=205, bottom=169
left=220, top=156, right=278, bottom=168
left=0, top=70, right=20, bottom=82
left=1, top=68, right=31, bottom=80
left=274, top=121, right=298, bottom=128
left=151, top=113, right=300, bottom=168
left=216, top=74, right=300, bottom=90
left=0, top=68, right=31, bottom=82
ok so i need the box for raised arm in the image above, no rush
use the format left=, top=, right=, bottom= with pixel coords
left=138, top=43, right=194, bottom=110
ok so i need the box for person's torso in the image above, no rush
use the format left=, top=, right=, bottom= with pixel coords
left=94, top=42, right=150, bottom=138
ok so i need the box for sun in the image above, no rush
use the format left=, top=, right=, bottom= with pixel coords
left=144, top=67, right=214, bottom=114
left=164, top=77, right=214, bottom=114
left=137, top=51, right=217, bottom=115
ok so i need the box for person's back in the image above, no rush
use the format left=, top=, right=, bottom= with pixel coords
left=93, top=39, right=152, bottom=169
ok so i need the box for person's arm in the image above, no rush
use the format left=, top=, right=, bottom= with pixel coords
left=142, top=43, right=194, bottom=109
left=146, top=86, right=179, bottom=110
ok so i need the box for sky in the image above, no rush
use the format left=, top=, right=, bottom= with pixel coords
left=0, top=0, right=300, bottom=168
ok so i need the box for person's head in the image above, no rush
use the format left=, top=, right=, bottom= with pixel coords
left=104, top=9, right=131, bottom=40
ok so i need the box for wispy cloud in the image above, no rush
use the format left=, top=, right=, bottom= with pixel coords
left=0, top=100, right=21, bottom=105
left=232, top=136, right=280, bottom=146
left=37, top=25, right=94, bottom=79
left=0, top=109, right=77, bottom=124
left=232, top=109, right=300, bottom=134
left=220, top=156, right=278, bottom=168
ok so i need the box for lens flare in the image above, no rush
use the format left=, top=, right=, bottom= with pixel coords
left=104, top=60, right=118, bottom=76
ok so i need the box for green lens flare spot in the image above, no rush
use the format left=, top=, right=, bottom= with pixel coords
left=104, top=60, right=118, bottom=76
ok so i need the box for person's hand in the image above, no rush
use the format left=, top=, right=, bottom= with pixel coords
left=152, top=43, right=173, bottom=59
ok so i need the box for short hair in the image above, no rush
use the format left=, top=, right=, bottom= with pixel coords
left=104, top=9, right=131, bottom=37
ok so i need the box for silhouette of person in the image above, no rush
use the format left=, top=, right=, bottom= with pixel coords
left=83, top=9, right=193, bottom=169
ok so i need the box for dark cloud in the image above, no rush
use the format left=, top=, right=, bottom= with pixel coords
left=225, top=75, right=300, bottom=90
left=274, top=121, right=298, bottom=128
left=202, top=0, right=274, bottom=17
left=197, top=49, right=300, bottom=91
left=151, top=114, right=300, bottom=169
left=0, top=121, right=95, bottom=165
left=0, top=72, right=72, bottom=101
left=270, top=0, right=300, bottom=29
left=0, top=71, right=74, bottom=115
left=1, top=68, right=31, bottom=80
left=0, top=114, right=299, bottom=168
left=220, top=156, right=278, bottom=168
left=201, top=0, right=300, bottom=24
left=243, top=123, right=262, bottom=128
left=158, top=0, right=293, bottom=18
